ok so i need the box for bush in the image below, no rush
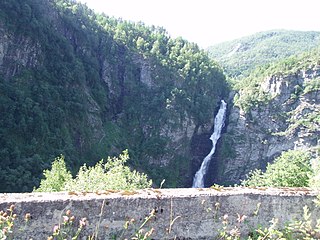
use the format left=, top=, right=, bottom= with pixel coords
left=242, top=150, right=312, bottom=187
left=64, top=150, right=152, bottom=191
left=308, top=152, right=320, bottom=188
left=34, top=150, right=152, bottom=192
left=34, top=155, right=72, bottom=192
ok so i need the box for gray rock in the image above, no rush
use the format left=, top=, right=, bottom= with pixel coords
left=213, top=66, right=320, bottom=185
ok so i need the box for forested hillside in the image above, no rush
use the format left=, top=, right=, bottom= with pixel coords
left=0, top=0, right=228, bottom=192
left=207, top=30, right=320, bottom=78
left=211, top=48, right=320, bottom=186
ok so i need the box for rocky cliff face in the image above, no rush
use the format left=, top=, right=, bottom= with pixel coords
left=0, top=0, right=228, bottom=191
left=0, top=24, right=41, bottom=79
left=212, top=66, right=320, bottom=185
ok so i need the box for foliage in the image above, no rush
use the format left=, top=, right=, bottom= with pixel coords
left=285, top=205, right=320, bottom=239
left=34, top=155, right=72, bottom=192
left=254, top=206, right=320, bottom=239
left=64, top=150, right=152, bottom=191
left=0, top=0, right=228, bottom=192
left=34, top=150, right=152, bottom=192
left=218, top=213, right=247, bottom=239
left=308, top=153, right=320, bottom=188
left=0, top=205, right=87, bottom=240
left=251, top=47, right=320, bottom=78
left=304, top=77, right=320, bottom=94
left=213, top=201, right=320, bottom=240
left=242, top=150, right=312, bottom=187
left=208, top=30, right=320, bottom=78
left=233, top=47, right=320, bottom=112
left=288, top=111, right=320, bottom=134
left=203, top=197, right=320, bottom=239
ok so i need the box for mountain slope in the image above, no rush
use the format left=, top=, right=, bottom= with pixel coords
left=0, top=0, right=228, bottom=192
left=207, top=30, right=320, bottom=78
left=210, top=49, right=320, bottom=185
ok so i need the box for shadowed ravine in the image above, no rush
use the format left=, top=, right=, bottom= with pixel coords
left=192, top=100, right=227, bottom=188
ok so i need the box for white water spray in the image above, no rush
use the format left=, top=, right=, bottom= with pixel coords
left=192, top=100, right=227, bottom=188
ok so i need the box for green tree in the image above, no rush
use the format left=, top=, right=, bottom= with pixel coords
left=34, top=150, right=152, bottom=192
left=242, top=150, right=312, bottom=187
left=34, top=155, right=72, bottom=192
left=64, top=150, right=152, bottom=191
left=0, top=0, right=228, bottom=191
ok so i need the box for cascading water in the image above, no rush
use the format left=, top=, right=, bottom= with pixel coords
left=192, top=100, right=227, bottom=188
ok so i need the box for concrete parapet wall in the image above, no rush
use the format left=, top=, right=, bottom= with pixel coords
left=0, top=187, right=319, bottom=239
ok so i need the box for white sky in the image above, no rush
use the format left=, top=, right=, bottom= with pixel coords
left=77, top=0, right=320, bottom=48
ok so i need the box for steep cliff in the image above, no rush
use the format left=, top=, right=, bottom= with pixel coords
left=0, top=0, right=228, bottom=192
left=211, top=52, right=320, bottom=185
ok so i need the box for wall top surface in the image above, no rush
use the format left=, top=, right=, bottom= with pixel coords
left=0, top=187, right=318, bottom=203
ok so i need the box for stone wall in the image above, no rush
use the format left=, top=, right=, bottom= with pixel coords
left=0, top=188, right=319, bottom=239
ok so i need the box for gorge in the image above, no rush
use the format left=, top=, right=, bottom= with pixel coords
left=211, top=61, right=320, bottom=185
left=192, top=100, right=227, bottom=188
left=0, top=0, right=228, bottom=192
left=0, top=0, right=320, bottom=192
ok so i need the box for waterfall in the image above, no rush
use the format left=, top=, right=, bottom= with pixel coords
left=192, top=100, right=227, bottom=188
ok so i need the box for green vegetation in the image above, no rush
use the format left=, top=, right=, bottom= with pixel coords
left=287, top=111, right=320, bottom=134
left=242, top=150, right=312, bottom=187
left=34, top=155, right=72, bottom=192
left=304, top=76, right=320, bottom=94
left=208, top=30, right=320, bottom=78
left=233, top=47, right=320, bottom=112
left=0, top=0, right=228, bottom=192
left=34, top=150, right=151, bottom=192
left=0, top=205, right=20, bottom=239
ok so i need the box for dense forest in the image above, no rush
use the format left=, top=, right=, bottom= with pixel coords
left=2, top=2, right=320, bottom=238
left=0, top=0, right=228, bottom=192
left=2, top=0, right=320, bottom=193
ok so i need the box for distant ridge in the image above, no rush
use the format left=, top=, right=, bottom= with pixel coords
left=207, top=30, right=320, bottom=78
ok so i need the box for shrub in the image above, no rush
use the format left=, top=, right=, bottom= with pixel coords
left=34, top=155, right=72, bottom=192
left=242, top=150, right=312, bottom=187
left=34, top=150, right=152, bottom=192
left=308, top=153, right=320, bottom=188
left=64, top=150, right=152, bottom=191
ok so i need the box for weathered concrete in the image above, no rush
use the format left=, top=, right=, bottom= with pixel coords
left=0, top=187, right=319, bottom=239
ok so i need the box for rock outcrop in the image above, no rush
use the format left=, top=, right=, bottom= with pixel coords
left=212, top=66, right=320, bottom=185
left=0, top=24, right=41, bottom=78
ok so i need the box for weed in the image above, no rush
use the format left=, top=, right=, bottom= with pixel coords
left=167, top=198, right=181, bottom=235
left=217, top=213, right=248, bottom=240
left=2, top=199, right=320, bottom=239
left=47, top=209, right=87, bottom=240
left=121, top=208, right=156, bottom=240
left=0, top=204, right=31, bottom=240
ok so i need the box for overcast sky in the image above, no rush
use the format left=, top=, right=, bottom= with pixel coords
left=77, top=0, right=320, bottom=48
